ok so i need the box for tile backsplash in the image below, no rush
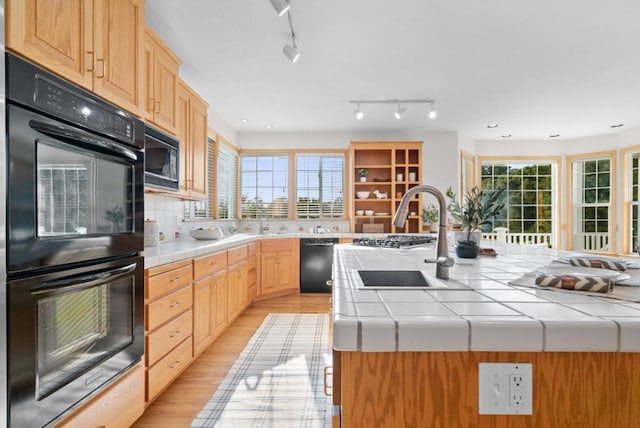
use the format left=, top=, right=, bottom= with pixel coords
left=144, top=193, right=351, bottom=244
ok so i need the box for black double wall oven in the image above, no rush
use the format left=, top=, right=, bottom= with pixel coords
left=5, top=53, right=145, bottom=427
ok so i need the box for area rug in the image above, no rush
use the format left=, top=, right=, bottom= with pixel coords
left=191, top=313, right=332, bottom=428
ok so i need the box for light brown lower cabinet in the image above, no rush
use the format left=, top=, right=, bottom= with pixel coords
left=336, top=350, right=640, bottom=428
left=258, top=238, right=299, bottom=299
left=55, top=362, right=145, bottom=428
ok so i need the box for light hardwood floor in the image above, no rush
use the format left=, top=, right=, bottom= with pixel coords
left=132, top=293, right=331, bottom=428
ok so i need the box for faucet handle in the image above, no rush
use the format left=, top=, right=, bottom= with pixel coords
left=424, top=256, right=455, bottom=268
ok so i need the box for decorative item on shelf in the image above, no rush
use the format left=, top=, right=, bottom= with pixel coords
left=355, top=209, right=364, bottom=216
left=365, top=210, right=374, bottom=216
left=373, top=190, right=387, bottom=199
left=422, top=204, right=439, bottom=232
left=356, top=191, right=370, bottom=199
left=359, top=168, right=368, bottom=182
left=396, top=173, right=403, bottom=181
left=396, top=192, right=403, bottom=199
left=409, top=172, right=417, bottom=181
left=446, top=186, right=505, bottom=258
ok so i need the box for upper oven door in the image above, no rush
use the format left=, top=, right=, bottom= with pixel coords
left=7, top=104, right=144, bottom=273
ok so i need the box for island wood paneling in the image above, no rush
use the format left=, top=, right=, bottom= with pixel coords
left=339, top=350, right=640, bottom=428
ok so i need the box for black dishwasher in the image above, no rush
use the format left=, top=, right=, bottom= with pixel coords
left=300, top=237, right=338, bottom=293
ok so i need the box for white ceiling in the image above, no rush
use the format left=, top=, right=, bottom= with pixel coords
left=146, top=0, right=640, bottom=141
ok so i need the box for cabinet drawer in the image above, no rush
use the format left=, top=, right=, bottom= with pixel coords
left=146, top=265, right=192, bottom=301
left=146, top=309, right=193, bottom=366
left=56, top=363, right=145, bottom=428
left=147, top=337, right=193, bottom=402
left=147, top=286, right=193, bottom=331
left=228, top=245, right=248, bottom=265
left=193, top=251, right=227, bottom=280
left=261, top=238, right=294, bottom=252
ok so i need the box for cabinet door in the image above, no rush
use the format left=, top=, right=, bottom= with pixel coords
left=7, top=0, right=93, bottom=89
left=260, top=252, right=279, bottom=295
left=152, top=40, right=179, bottom=135
left=227, top=262, right=247, bottom=321
left=211, top=270, right=228, bottom=337
left=176, top=83, right=190, bottom=195
left=276, top=250, right=295, bottom=291
left=93, top=0, right=144, bottom=116
left=142, top=31, right=155, bottom=122
left=193, top=278, right=212, bottom=357
left=188, top=95, right=208, bottom=198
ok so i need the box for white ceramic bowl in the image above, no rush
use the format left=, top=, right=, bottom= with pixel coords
left=365, top=210, right=375, bottom=216
left=190, top=228, right=223, bottom=240
left=355, top=210, right=364, bottom=216
left=356, top=191, right=370, bottom=199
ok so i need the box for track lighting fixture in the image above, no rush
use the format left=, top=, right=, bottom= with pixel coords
left=269, top=0, right=290, bottom=16
left=348, top=99, right=437, bottom=121
left=354, top=103, right=364, bottom=120
left=428, top=101, right=437, bottom=119
left=282, top=10, right=300, bottom=63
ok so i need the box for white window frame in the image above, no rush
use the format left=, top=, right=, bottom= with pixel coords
left=295, top=153, right=345, bottom=219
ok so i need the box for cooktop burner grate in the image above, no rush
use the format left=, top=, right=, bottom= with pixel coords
left=353, top=234, right=437, bottom=248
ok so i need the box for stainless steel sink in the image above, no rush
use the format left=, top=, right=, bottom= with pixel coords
left=353, top=270, right=448, bottom=289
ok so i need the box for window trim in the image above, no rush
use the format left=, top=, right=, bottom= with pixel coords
left=478, top=155, right=562, bottom=249
left=212, top=134, right=238, bottom=219
left=566, top=150, right=616, bottom=253
left=295, top=152, right=346, bottom=220
left=621, top=145, right=640, bottom=254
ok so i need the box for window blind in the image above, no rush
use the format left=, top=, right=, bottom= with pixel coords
left=216, top=142, right=238, bottom=219
left=295, top=154, right=344, bottom=219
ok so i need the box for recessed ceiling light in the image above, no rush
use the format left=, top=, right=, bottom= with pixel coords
left=487, top=124, right=498, bottom=128
left=265, top=124, right=272, bottom=129
left=241, top=118, right=248, bottom=123
left=501, top=134, right=512, bottom=138
left=549, top=134, right=560, bottom=138
left=611, top=123, right=624, bottom=128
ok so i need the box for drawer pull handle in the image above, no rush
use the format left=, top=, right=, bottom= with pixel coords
left=169, top=276, right=181, bottom=282
left=169, top=330, right=181, bottom=338
left=323, top=366, right=333, bottom=396
left=148, top=97, right=156, bottom=113
left=170, top=360, right=181, bottom=369
left=210, top=261, right=217, bottom=265
left=86, top=51, right=95, bottom=71
left=96, top=58, right=105, bottom=78
left=169, top=301, right=181, bottom=308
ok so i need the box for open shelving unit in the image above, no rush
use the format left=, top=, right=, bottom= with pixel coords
left=350, top=141, right=423, bottom=234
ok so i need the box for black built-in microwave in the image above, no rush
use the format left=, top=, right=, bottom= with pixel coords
left=144, top=124, right=179, bottom=191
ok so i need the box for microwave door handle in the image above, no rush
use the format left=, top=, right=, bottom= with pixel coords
left=29, top=120, right=138, bottom=161
left=30, top=263, right=137, bottom=295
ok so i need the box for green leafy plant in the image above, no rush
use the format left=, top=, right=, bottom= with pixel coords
left=422, top=204, right=439, bottom=224
left=358, top=168, right=368, bottom=177
left=445, top=186, right=505, bottom=242
left=104, top=205, right=124, bottom=232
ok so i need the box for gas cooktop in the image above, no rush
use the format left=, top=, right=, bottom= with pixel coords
left=353, top=234, right=437, bottom=248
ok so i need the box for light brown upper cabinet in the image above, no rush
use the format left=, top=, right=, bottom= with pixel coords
left=7, top=0, right=145, bottom=117
left=177, top=80, right=209, bottom=199
left=143, top=26, right=180, bottom=135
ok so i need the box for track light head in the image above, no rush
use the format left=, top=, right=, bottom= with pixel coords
left=394, top=104, right=405, bottom=120
left=428, top=102, right=437, bottom=119
left=283, top=43, right=299, bottom=63
left=269, top=0, right=290, bottom=16
left=354, top=104, right=364, bottom=120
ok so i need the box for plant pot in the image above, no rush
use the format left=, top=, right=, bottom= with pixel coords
left=429, top=223, right=438, bottom=232
left=360, top=177, right=366, bottom=182
left=455, top=240, right=480, bottom=258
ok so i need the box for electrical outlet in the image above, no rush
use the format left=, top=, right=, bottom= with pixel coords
left=479, top=363, right=532, bottom=415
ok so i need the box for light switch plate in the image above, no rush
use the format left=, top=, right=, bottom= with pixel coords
left=478, top=362, right=532, bottom=415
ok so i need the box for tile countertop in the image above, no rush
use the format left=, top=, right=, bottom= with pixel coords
left=332, top=243, right=640, bottom=353
left=143, top=232, right=395, bottom=268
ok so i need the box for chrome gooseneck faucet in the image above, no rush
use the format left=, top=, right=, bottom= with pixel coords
left=392, top=185, right=454, bottom=279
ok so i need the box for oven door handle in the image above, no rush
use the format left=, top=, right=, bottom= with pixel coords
left=31, top=263, right=137, bottom=295
left=29, top=120, right=138, bottom=161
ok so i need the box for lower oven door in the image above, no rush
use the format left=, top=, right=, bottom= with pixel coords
left=7, top=256, right=144, bottom=428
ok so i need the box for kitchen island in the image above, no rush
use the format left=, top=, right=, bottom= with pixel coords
left=332, top=243, right=640, bottom=427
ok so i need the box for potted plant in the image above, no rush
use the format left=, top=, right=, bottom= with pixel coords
left=358, top=168, right=368, bottom=182
left=445, top=186, right=505, bottom=258
left=422, top=204, right=439, bottom=232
